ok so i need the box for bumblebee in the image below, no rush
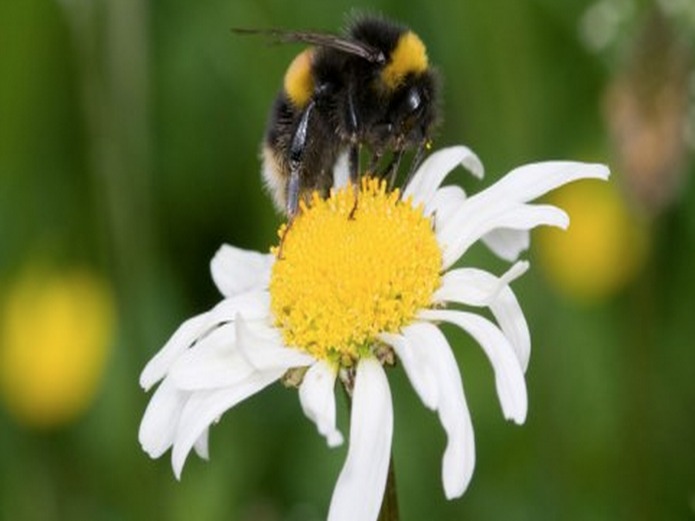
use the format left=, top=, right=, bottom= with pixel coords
left=235, top=15, right=440, bottom=218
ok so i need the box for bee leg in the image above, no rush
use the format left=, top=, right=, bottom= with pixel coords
left=286, top=98, right=317, bottom=218
left=382, top=149, right=405, bottom=191
left=401, top=140, right=428, bottom=191
left=286, top=165, right=301, bottom=219
left=278, top=101, right=315, bottom=259
left=348, top=144, right=360, bottom=220
left=348, top=144, right=360, bottom=185
left=366, top=149, right=383, bottom=176
left=276, top=171, right=300, bottom=260
left=346, top=85, right=362, bottom=219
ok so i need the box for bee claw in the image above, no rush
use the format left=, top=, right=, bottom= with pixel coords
left=348, top=182, right=359, bottom=220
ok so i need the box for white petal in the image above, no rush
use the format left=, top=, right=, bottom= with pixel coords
left=420, top=309, right=527, bottom=424
left=489, top=288, right=531, bottom=373
left=332, top=150, right=350, bottom=190
left=438, top=201, right=568, bottom=270
left=139, top=378, right=187, bottom=458
left=434, top=262, right=527, bottom=306
left=140, top=312, right=211, bottom=391
left=206, top=290, right=271, bottom=326
left=168, top=323, right=256, bottom=391
left=434, top=262, right=531, bottom=371
left=236, top=314, right=315, bottom=370
left=489, top=161, right=609, bottom=203
left=139, top=290, right=271, bottom=391
left=299, top=360, right=343, bottom=447
left=426, top=184, right=466, bottom=221
left=328, top=358, right=393, bottom=521
left=171, top=369, right=283, bottom=479
left=490, top=204, right=569, bottom=230
left=435, top=161, right=608, bottom=269
left=210, top=244, right=274, bottom=298
left=402, top=322, right=475, bottom=499
left=379, top=330, right=438, bottom=410
left=404, top=146, right=484, bottom=207
left=481, top=228, right=530, bottom=262
left=193, top=429, right=209, bottom=460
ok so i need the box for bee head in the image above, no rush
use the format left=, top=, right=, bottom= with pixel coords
left=373, top=29, right=439, bottom=146
left=375, top=70, right=438, bottom=147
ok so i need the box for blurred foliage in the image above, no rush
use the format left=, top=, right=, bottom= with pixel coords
left=1, top=0, right=694, bottom=520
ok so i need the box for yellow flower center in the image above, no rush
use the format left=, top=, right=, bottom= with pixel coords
left=270, top=178, right=442, bottom=364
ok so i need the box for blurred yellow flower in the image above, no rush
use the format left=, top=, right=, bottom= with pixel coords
left=536, top=179, right=648, bottom=303
left=0, top=267, right=116, bottom=428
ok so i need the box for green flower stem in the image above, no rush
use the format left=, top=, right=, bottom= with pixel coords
left=378, top=454, right=400, bottom=521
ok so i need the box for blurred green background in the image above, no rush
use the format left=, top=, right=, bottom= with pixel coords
left=1, top=0, right=694, bottom=519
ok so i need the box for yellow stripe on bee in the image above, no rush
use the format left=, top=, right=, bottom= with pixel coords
left=381, top=31, right=428, bottom=90
left=284, top=48, right=315, bottom=108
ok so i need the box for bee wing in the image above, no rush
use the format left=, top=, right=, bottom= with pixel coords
left=232, top=28, right=386, bottom=64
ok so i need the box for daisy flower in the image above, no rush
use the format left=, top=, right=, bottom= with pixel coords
left=139, top=145, right=609, bottom=520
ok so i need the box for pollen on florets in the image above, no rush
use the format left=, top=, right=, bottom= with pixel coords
left=269, top=178, right=442, bottom=365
